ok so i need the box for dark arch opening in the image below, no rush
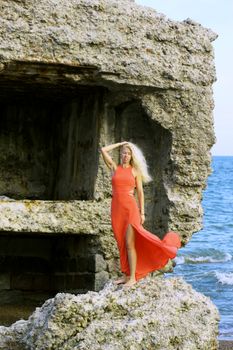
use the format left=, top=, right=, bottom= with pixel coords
left=114, top=100, right=172, bottom=237
left=0, top=85, right=104, bottom=200
left=0, top=232, right=103, bottom=326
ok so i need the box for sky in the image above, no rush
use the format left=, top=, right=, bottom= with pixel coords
left=136, top=0, right=233, bottom=156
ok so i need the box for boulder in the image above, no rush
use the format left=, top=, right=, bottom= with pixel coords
left=0, top=275, right=219, bottom=350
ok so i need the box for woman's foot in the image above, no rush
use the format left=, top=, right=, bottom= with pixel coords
left=114, top=276, right=129, bottom=285
left=123, top=278, right=137, bottom=288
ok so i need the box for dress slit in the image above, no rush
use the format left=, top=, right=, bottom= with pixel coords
left=111, top=165, right=181, bottom=280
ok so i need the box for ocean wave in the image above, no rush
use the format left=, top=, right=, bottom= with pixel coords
left=215, top=272, right=233, bottom=285
left=174, top=256, right=185, bottom=265
left=219, top=326, right=233, bottom=339
left=175, top=252, right=232, bottom=265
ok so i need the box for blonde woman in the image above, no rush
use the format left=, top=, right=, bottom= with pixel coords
left=101, top=141, right=181, bottom=287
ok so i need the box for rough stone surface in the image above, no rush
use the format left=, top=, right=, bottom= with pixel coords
left=0, top=198, right=119, bottom=267
left=0, top=320, right=27, bottom=350
left=0, top=0, right=217, bottom=89
left=0, top=276, right=219, bottom=350
left=0, top=199, right=111, bottom=235
left=0, top=0, right=217, bottom=246
left=0, top=0, right=217, bottom=296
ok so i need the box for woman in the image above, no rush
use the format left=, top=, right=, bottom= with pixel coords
left=101, top=141, right=181, bottom=287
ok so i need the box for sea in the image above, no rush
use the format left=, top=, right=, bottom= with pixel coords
left=170, top=156, right=233, bottom=340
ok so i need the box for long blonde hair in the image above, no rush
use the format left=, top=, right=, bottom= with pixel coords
left=121, top=142, right=152, bottom=183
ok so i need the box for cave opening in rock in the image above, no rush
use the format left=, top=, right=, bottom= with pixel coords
left=0, top=232, right=101, bottom=326
left=112, top=100, right=172, bottom=236
left=0, top=84, right=104, bottom=200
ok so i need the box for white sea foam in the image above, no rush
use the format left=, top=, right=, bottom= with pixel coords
left=187, top=253, right=232, bottom=264
left=215, top=272, right=233, bottom=285
left=174, top=256, right=185, bottom=265
left=175, top=253, right=232, bottom=265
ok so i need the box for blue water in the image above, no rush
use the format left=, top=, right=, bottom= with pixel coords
left=171, top=156, right=233, bottom=340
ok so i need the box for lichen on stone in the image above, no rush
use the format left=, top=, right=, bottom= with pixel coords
left=0, top=275, right=219, bottom=350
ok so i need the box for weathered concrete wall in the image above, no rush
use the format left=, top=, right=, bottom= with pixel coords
left=0, top=0, right=217, bottom=293
left=0, top=88, right=102, bottom=200
left=0, top=0, right=216, bottom=88
left=0, top=233, right=109, bottom=293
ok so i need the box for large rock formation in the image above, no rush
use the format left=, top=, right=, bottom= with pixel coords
left=0, top=1, right=220, bottom=347
left=0, top=0, right=217, bottom=291
left=0, top=275, right=219, bottom=350
left=0, top=0, right=217, bottom=238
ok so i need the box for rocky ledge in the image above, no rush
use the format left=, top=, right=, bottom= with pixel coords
left=0, top=275, right=219, bottom=350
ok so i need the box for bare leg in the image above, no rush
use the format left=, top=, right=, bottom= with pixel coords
left=124, top=225, right=137, bottom=287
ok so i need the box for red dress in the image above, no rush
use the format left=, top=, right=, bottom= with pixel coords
left=111, top=165, right=181, bottom=281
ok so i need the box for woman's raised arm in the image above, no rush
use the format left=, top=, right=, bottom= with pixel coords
left=101, top=142, right=128, bottom=171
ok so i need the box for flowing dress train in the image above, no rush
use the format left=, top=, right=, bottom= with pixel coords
left=111, top=165, right=181, bottom=281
